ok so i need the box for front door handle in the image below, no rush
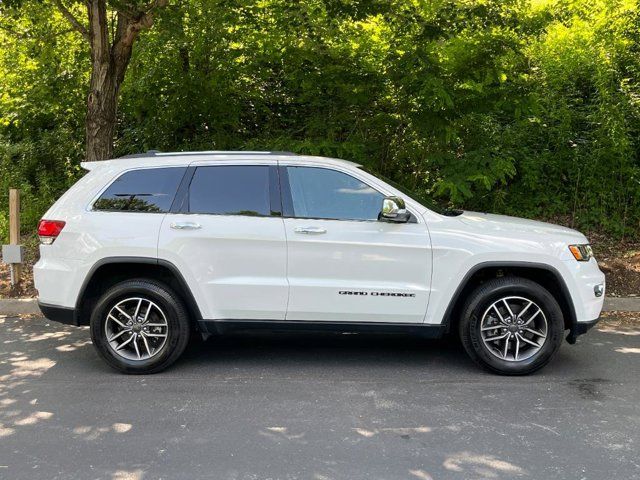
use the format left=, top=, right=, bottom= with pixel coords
left=170, top=221, right=201, bottom=230
left=294, top=226, right=327, bottom=235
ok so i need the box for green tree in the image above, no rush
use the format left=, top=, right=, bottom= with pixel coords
left=1, top=0, right=639, bottom=237
left=2, top=0, right=169, bottom=161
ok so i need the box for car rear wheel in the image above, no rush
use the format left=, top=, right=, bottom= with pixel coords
left=90, top=279, right=191, bottom=374
left=459, top=277, right=564, bottom=375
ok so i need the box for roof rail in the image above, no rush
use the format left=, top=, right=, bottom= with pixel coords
left=118, top=150, right=298, bottom=159
left=118, top=150, right=161, bottom=159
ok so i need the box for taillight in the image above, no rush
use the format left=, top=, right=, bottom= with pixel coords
left=38, top=220, right=66, bottom=244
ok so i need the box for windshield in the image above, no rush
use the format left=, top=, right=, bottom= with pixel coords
left=357, top=166, right=456, bottom=216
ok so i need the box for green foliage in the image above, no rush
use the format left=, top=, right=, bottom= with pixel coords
left=1, top=0, right=639, bottom=237
left=0, top=1, right=86, bottom=239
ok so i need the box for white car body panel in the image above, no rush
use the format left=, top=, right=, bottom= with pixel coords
left=283, top=217, right=431, bottom=323
left=277, top=160, right=432, bottom=323
left=34, top=152, right=605, bottom=331
left=154, top=157, right=291, bottom=321
left=423, top=211, right=602, bottom=325
left=157, top=214, right=288, bottom=320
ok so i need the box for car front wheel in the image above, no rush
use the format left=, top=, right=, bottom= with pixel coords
left=90, top=279, right=191, bottom=374
left=459, top=277, right=564, bottom=375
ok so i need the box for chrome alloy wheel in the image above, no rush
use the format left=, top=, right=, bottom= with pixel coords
left=104, top=297, right=169, bottom=361
left=480, top=296, right=548, bottom=362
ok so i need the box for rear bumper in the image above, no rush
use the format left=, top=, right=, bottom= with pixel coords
left=38, top=302, right=78, bottom=326
left=566, top=317, right=600, bottom=344
left=33, top=256, right=83, bottom=309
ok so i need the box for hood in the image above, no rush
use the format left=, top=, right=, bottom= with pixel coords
left=458, top=211, right=587, bottom=241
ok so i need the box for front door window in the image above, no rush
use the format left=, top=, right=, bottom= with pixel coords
left=284, top=166, right=383, bottom=221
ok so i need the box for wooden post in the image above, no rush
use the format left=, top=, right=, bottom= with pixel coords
left=9, top=189, right=20, bottom=284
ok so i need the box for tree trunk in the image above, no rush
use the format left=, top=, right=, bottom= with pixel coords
left=86, top=67, right=118, bottom=161
left=85, top=0, right=111, bottom=161
left=84, top=1, right=151, bottom=161
left=53, top=0, right=165, bottom=161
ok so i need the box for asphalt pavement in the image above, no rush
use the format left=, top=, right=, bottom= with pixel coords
left=0, top=315, right=639, bottom=480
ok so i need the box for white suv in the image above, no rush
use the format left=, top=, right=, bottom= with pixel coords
left=34, top=151, right=605, bottom=375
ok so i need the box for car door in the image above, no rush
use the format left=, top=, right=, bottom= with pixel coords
left=157, top=162, right=288, bottom=320
left=281, top=165, right=432, bottom=323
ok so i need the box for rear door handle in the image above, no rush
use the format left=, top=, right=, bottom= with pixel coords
left=294, top=226, right=327, bottom=235
left=170, top=221, right=201, bottom=230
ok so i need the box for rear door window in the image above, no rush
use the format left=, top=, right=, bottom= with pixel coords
left=188, top=165, right=271, bottom=216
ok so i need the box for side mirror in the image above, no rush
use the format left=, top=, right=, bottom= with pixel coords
left=379, top=196, right=411, bottom=223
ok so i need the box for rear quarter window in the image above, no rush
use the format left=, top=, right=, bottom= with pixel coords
left=93, top=167, right=186, bottom=213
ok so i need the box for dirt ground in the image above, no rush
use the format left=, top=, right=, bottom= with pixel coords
left=589, top=232, right=640, bottom=297
left=1, top=232, right=639, bottom=299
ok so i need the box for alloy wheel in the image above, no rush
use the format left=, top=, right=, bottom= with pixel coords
left=479, top=296, right=548, bottom=362
left=104, top=297, right=169, bottom=361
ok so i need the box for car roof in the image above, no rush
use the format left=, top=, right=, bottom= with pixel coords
left=80, top=151, right=361, bottom=171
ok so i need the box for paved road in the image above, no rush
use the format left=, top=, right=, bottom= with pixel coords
left=0, top=315, right=639, bottom=480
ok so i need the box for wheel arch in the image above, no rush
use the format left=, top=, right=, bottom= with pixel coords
left=74, top=257, right=202, bottom=328
left=443, top=261, right=577, bottom=336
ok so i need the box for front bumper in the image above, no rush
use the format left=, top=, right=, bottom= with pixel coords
left=566, top=317, right=600, bottom=344
left=564, top=258, right=605, bottom=323
left=560, top=257, right=604, bottom=344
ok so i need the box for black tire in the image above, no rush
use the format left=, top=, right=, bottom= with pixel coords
left=90, top=279, right=191, bottom=374
left=458, top=277, right=564, bottom=375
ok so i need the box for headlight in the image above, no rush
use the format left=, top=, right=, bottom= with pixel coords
left=569, top=244, right=593, bottom=262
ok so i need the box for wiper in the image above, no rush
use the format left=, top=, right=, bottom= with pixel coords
left=442, top=208, right=463, bottom=217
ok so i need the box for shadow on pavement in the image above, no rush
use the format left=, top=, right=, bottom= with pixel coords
left=0, top=315, right=639, bottom=480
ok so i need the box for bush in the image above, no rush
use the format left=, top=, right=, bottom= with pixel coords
left=1, top=0, right=639, bottom=238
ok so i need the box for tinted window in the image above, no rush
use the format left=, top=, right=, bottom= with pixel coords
left=286, top=167, right=383, bottom=221
left=94, top=167, right=186, bottom=212
left=188, top=166, right=270, bottom=216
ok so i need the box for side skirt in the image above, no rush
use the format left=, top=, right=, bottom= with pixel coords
left=198, top=319, right=446, bottom=338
